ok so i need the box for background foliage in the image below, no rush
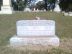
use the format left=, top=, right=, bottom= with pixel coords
left=0, top=0, right=72, bottom=11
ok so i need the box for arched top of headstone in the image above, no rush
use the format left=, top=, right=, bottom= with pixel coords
left=16, top=20, right=55, bottom=26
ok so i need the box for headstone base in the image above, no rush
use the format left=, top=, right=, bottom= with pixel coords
left=10, top=35, right=59, bottom=47
left=0, top=5, right=13, bottom=14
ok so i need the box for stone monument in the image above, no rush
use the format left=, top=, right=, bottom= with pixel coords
left=68, top=12, right=72, bottom=16
left=63, top=12, right=72, bottom=16
left=54, top=0, right=61, bottom=12
left=0, top=0, right=13, bottom=14
left=10, top=20, right=59, bottom=46
left=24, top=7, right=31, bottom=12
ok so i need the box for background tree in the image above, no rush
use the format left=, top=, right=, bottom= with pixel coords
left=12, top=0, right=27, bottom=11
left=59, top=0, right=68, bottom=11
left=59, top=0, right=72, bottom=12
left=44, top=0, right=56, bottom=10
left=0, top=0, right=2, bottom=10
left=36, top=1, right=45, bottom=10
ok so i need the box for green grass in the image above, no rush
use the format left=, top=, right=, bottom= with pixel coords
left=0, top=11, right=72, bottom=54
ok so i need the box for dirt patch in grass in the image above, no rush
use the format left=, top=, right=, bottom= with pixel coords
left=60, top=38, right=72, bottom=52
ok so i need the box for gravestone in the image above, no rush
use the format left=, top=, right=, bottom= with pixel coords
left=17, top=20, right=55, bottom=36
left=63, top=12, right=72, bottom=16
left=0, top=0, right=13, bottom=14
left=3, top=0, right=10, bottom=5
left=54, top=0, right=61, bottom=12
left=68, top=12, right=72, bottom=16
left=10, top=20, right=59, bottom=46
left=24, top=8, right=31, bottom=12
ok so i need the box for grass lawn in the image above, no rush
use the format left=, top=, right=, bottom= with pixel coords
left=0, top=11, right=72, bottom=54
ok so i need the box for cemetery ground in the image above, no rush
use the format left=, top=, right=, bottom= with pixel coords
left=0, top=11, right=72, bottom=54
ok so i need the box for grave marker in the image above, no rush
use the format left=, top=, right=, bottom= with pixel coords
left=10, top=20, right=59, bottom=46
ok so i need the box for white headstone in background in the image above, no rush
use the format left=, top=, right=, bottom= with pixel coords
left=54, top=0, right=61, bottom=12
left=0, top=0, right=13, bottom=14
left=68, top=12, right=72, bottom=16
left=3, top=0, right=10, bottom=5
left=17, top=20, right=55, bottom=36
left=24, top=8, right=31, bottom=12
left=63, top=12, right=72, bottom=16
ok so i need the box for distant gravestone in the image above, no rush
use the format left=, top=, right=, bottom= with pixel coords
left=24, top=8, right=31, bottom=12
left=68, top=12, right=72, bottom=16
left=0, top=0, right=13, bottom=14
left=10, top=20, right=59, bottom=46
left=3, top=0, right=10, bottom=5
left=63, top=12, right=72, bottom=16
left=54, top=0, right=61, bottom=12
